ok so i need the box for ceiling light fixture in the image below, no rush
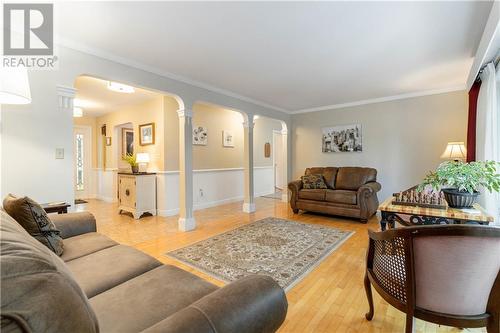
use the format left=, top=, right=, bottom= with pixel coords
left=107, top=81, right=135, bottom=93
left=73, top=107, right=83, bottom=117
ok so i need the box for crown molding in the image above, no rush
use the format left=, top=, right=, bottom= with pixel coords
left=56, top=37, right=290, bottom=114
left=290, top=86, right=466, bottom=114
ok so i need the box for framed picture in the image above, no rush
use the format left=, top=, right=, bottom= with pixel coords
left=121, top=128, right=134, bottom=157
left=222, top=130, right=234, bottom=147
left=264, top=142, right=271, bottom=158
left=322, top=124, right=362, bottom=152
left=139, top=123, right=155, bottom=146
left=106, top=137, right=112, bottom=146
left=193, top=126, right=208, bottom=145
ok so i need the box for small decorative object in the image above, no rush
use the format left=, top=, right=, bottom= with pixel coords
left=193, top=126, right=208, bottom=145
left=419, top=160, right=500, bottom=208
left=124, top=153, right=139, bottom=173
left=106, top=137, right=112, bottom=146
left=222, top=130, right=234, bottom=147
left=122, top=128, right=134, bottom=157
left=393, top=186, right=446, bottom=209
left=322, top=124, right=362, bottom=152
left=136, top=152, right=150, bottom=173
left=440, top=142, right=467, bottom=161
left=264, top=142, right=271, bottom=158
left=139, top=123, right=155, bottom=146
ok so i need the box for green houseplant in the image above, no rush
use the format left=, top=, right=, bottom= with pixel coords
left=419, top=160, right=500, bottom=208
left=124, top=153, right=139, bottom=173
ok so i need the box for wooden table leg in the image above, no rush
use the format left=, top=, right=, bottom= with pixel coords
left=380, top=211, right=388, bottom=231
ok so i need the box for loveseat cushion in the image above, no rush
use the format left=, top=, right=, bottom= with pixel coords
left=61, top=232, right=118, bottom=262
left=3, top=194, right=64, bottom=255
left=335, top=167, right=377, bottom=190
left=0, top=211, right=99, bottom=333
left=66, top=245, right=162, bottom=298
left=298, top=189, right=327, bottom=201
left=90, top=265, right=218, bottom=333
left=305, top=167, right=339, bottom=189
left=325, top=190, right=357, bottom=205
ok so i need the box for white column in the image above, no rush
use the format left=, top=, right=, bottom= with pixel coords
left=243, top=115, right=256, bottom=213
left=177, top=108, right=196, bottom=231
left=281, top=128, right=289, bottom=202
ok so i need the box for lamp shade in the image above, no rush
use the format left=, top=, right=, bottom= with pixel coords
left=0, top=67, right=31, bottom=105
left=136, top=153, right=150, bottom=163
left=441, top=142, right=467, bottom=160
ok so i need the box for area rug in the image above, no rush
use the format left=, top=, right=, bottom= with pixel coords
left=167, top=217, right=353, bottom=291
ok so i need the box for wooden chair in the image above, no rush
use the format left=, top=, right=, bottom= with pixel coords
left=364, top=225, right=500, bottom=333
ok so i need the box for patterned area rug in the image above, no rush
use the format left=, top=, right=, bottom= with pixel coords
left=167, top=217, right=354, bottom=291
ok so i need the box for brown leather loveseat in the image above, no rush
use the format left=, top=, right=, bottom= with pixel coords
left=288, top=167, right=381, bottom=223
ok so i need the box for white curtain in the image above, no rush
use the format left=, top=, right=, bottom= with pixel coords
left=476, top=62, right=500, bottom=223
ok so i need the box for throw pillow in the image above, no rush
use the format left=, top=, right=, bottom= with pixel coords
left=3, top=194, right=64, bottom=255
left=301, top=174, right=328, bottom=189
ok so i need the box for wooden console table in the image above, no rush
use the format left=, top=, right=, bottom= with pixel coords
left=378, top=196, right=494, bottom=231
left=41, top=202, right=71, bottom=214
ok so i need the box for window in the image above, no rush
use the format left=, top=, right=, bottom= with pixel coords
left=76, top=133, right=84, bottom=191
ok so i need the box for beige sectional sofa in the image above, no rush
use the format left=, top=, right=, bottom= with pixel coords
left=1, top=210, right=287, bottom=333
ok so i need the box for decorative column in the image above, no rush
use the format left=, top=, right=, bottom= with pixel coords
left=242, top=115, right=256, bottom=213
left=56, top=85, right=76, bottom=112
left=177, top=108, right=196, bottom=231
left=281, top=128, right=289, bottom=203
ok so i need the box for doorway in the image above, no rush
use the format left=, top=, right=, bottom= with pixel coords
left=273, top=130, right=285, bottom=190
left=73, top=125, right=92, bottom=200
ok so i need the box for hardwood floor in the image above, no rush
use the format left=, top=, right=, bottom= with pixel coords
left=75, top=198, right=483, bottom=333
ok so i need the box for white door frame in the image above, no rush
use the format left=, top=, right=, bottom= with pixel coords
left=73, top=125, right=93, bottom=199
left=273, top=129, right=284, bottom=191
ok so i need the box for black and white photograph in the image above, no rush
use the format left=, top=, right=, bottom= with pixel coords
left=322, top=124, right=362, bottom=152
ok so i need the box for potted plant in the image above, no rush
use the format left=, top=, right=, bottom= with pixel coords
left=419, top=160, right=500, bottom=208
left=124, top=153, right=139, bottom=173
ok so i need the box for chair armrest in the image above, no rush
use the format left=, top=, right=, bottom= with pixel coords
left=357, top=182, right=381, bottom=198
left=49, top=212, right=96, bottom=239
left=288, top=180, right=303, bottom=193
left=141, top=275, right=287, bottom=333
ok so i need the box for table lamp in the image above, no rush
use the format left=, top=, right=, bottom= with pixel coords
left=440, top=142, right=466, bottom=161
left=136, top=153, right=150, bottom=172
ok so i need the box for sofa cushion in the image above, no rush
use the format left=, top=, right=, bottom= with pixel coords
left=305, top=167, right=339, bottom=189
left=3, top=194, right=64, bottom=255
left=325, top=190, right=357, bottom=205
left=61, top=232, right=118, bottom=262
left=0, top=210, right=99, bottom=333
left=335, top=167, right=377, bottom=190
left=66, top=245, right=162, bottom=298
left=90, top=265, right=218, bottom=333
left=301, top=174, right=327, bottom=189
left=298, top=189, right=327, bottom=201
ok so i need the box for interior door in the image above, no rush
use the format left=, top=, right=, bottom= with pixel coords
left=73, top=126, right=92, bottom=200
left=273, top=131, right=284, bottom=190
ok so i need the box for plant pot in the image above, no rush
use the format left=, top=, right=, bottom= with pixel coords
left=441, top=188, right=479, bottom=208
left=131, top=165, right=139, bottom=174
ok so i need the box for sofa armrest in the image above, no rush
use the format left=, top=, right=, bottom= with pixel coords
left=49, top=212, right=96, bottom=239
left=288, top=179, right=302, bottom=193
left=357, top=182, right=381, bottom=198
left=141, top=275, right=287, bottom=333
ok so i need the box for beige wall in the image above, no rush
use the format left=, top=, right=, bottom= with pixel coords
left=292, top=91, right=468, bottom=200
left=254, top=117, right=283, bottom=167
left=95, top=95, right=179, bottom=171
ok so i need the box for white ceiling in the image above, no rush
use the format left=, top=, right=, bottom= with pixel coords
left=74, top=76, right=159, bottom=117
left=57, top=1, right=493, bottom=113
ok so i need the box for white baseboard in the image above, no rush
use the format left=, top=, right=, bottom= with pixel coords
left=95, top=194, right=117, bottom=203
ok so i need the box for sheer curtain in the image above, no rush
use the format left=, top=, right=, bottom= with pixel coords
left=476, top=62, right=500, bottom=223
